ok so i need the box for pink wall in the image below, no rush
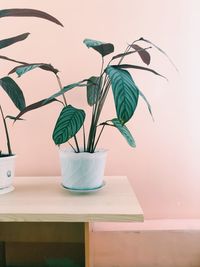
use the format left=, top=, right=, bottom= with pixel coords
left=0, top=0, right=199, bottom=219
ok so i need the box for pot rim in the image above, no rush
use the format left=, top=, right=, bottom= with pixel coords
left=59, top=147, right=108, bottom=158
left=0, top=154, right=16, bottom=161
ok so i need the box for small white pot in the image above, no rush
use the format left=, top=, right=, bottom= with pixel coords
left=59, top=148, right=107, bottom=190
left=0, top=155, right=16, bottom=189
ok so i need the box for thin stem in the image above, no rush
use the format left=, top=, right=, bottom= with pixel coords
left=55, top=74, right=67, bottom=106
left=74, top=135, right=80, bottom=153
left=93, top=124, right=106, bottom=152
left=0, top=106, right=12, bottom=155
left=83, top=124, right=86, bottom=152
left=68, top=141, right=76, bottom=152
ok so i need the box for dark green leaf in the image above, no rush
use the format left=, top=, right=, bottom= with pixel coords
left=44, top=81, right=87, bottom=104
left=5, top=115, right=24, bottom=121
left=111, top=64, right=167, bottom=80
left=0, top=32, right=30, bottom=50
left=139, top=90, right=154, bottom=120
left=130, top=44, right=151, bottom=65
left=83, top=38, right=114, bottom=57
left=0, top=76, right=25, bottom=111
left=111, top=118, right=136, bottom=147
left=8, top=63, right=58, bottom=76
left=0, top=8, right=63, bottom=27
left=53, top=105, right=85, bottom=145
left=14, top=98, right=61, bottom=121
left=87, top=76, right=101, bottom=106
left=106, top=66, right=139, bottom=123
left=138, top=37, right=178, bottom=71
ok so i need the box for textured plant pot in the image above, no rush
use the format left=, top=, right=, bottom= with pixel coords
left=0, top=154, right=16, bottom=189
left=59, top=149, right=107, bottom=190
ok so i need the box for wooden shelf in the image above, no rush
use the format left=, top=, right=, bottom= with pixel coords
left=0, top=176, right=144, bottom=222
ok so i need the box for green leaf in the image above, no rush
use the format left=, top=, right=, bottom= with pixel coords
left=44, top=81, right=87, bottom=104
left=139, top=90, right=154, bottom=120
left=0, top=32, right=30, bottom=49
left=53, top=105, right=85, bottom=145
left=111, top=118, right=136, bottom=147
left=0, top=76, right=25, bottom=111
left=106, top=66, right=139, bottom=123
left=111, top=64, right=167, bottom=80
left=8, top=63, right=58, bottom=76
left=83, top=38, right=114, bottom=57
left=0, top=8, right=63, bottom=27
left=14, top=98, right=61, bottom=121
left=87, top=76, right=101, bottom=106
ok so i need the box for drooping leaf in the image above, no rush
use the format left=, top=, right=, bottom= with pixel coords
left=8, top=63, right=58, bottom=76
left=44, top=81, right=87, bottom=104
left=0, top=32, right=30, bottom=50
left=0, top=8, right=63, bottom=27
left=138, top=37, right=178, bottom=71
left=14, top=98, right=61, bottom=121
left=53, top=105, right=85, bottom=145
left=111, top=118, right=136, bottom=147
left=139, top=90, right=154, bottom=120
left=106, top=66, right=139, bottom=124
left=111, top=64, right=167, bottom=80
left=0, top=76, right=25, bottom=111
left=5, top=115, right=24, bottom=121
left=87, top=76, right=102, bottom=106
left=83, top=38, right=114, bottom=57
left=111, top=47, right=151, bottom=62
left=130, top=44, right=151, bottom=65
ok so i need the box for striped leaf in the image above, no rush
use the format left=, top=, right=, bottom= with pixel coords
left=0, top=76, right=25, bottom=111
left=83, top=38, right=114, bottom=57
left=0, top=32, right=30, bottom=49
left=53, top=105, right=85, bottom=145
left=106, top=66, right=139, bottom=124
left=87, top=76, right=101, bottom=106
left=112, top=118, right=136, bottom=147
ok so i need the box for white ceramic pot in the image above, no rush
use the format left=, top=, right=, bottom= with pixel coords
left=59, top=148, right=107, bottom=190
left=0, top=155, right=16, bottom=189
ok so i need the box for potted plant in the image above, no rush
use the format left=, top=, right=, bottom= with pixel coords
left=14, top=37, right=175, bottom=191
left=0, top=8, right=62, bottom=192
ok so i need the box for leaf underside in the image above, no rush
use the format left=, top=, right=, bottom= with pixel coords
left=0, top=8, right=63, bottom=27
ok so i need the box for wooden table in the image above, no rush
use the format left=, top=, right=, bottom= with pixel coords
left=0, top=176, right=143, bottom=267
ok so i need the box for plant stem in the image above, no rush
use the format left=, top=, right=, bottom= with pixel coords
left=93, top=124, right=106, bottom=152
left=55, top=74, right=67, bottom=106
left=0, top=105, right=12, bottom=155
left=74, top=135, right=80, bottom=152
left=83, top=123, right=86, bottom=152
left=68, top=141, right=76, bottom=152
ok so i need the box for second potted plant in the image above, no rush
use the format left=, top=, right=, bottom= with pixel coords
left=14, top=37, right=175, bottom=191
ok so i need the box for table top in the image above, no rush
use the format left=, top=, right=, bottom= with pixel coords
left=0, top=176, right=144, bottom=222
